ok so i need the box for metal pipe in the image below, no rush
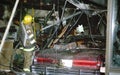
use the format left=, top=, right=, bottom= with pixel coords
left=106, top=0, right=118, bottom=75
left=0, top=0, right=19, bottom=52
left=42, top=11, right=81, bottom=31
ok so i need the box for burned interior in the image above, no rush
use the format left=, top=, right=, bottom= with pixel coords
left=0, top=0, right=119, bottom=75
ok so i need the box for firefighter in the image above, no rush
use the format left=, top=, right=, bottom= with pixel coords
left=20, top=14, right=36, bottom=72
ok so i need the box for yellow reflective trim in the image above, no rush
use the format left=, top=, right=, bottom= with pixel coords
left=30, top=39, right=36, bottom=44
left=20, top=47, right=35, bottom=51
left=23, top=68, right=30, bottom=72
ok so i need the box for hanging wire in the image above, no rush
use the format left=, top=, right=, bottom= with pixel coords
left=59, top=0, right=68, bottom=25
left=42, top=5, right=56, bottom=49
left=64, top=9, right=77, bottom=37
left=43, top=0, right=68, bottom=49
left=80, top=0, right=106, bottom=42
left=86, top=14, right=97, bottom=46
left=97, top=13, right=107, bottom=26
left=97, top=13, right=107, bottom=36
left=64, top=11, right=83, bottom=38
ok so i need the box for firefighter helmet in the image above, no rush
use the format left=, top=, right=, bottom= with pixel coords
left=23, top=14, right=33, bottom=25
